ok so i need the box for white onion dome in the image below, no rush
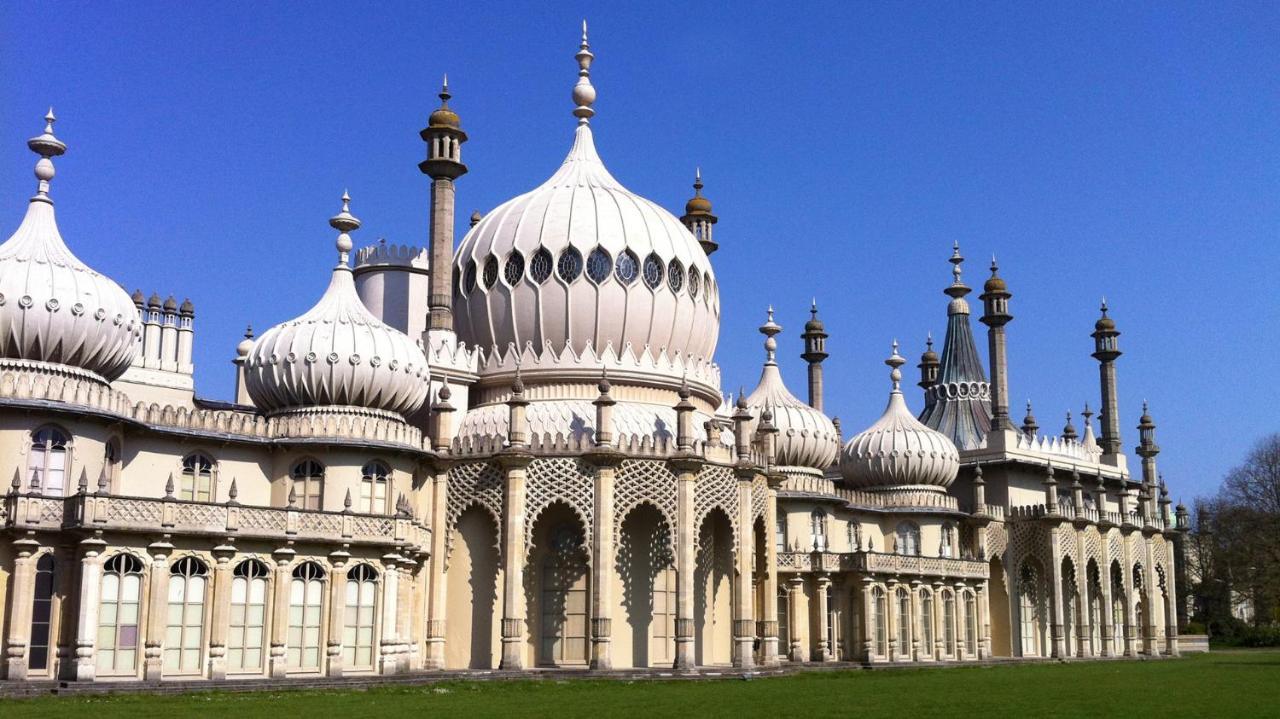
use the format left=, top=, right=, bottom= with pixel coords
left=0, top=111, right=140, bottom=381
left=244, top=194, right=429, bottom=417
left=841, top=343, right=960, bottom=490
left=743, top=308, right=838, bottom=472
left=452, top=26, right=719, bottom=385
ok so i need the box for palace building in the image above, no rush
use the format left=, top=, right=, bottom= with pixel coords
left=0, top=27, right=1186, bottom=683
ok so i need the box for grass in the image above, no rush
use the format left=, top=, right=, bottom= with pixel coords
left=2, top=650, right=1277, bottom=719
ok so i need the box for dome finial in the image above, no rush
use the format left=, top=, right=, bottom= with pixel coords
left=886, top=340, right=905, bottom=392
left=572, top=20, right=596, bottom=123
left=759, top=306, right=781, bottom=365
left=28, top=107, right=67, bottom=203
left=329, top=190, right=360, bottom=266
left=944, top=241, right=970, bottom=300
left=440, top=74, right=450, bottom=106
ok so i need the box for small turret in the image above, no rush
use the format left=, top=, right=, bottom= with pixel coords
left=420, top=75, right=469, bottom=333
left=1091, top=299, right=1123, bottom=459
left=800, top=299, right=829, bottom=412
left=680, top=168, right=718, bottom=256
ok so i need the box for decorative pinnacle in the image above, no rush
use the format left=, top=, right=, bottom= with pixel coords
left=886, top=340, right=906, bottom=392
left=926, top=332, right=934, bottom=352
left=439, top=74, right=451, bottom=106
left=330, top=191, right=360, bottom=266
left=694, top=167, right=703, bottom=195
left=572, top=20, right=596, bottom=123
left=28, top=108, right=67, bottom=201
left=759, top=306, right=781, bottom=364
left=244, top=324, right=254, bottom=339
left=944, top=241, right=970, bottom=298
left=1100, top=297, right=1109, bottom=316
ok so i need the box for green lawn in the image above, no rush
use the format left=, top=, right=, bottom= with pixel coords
left=3, top=651, right=1277, bottom=719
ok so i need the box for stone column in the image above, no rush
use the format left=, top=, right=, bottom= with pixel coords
left=378, top=553, right=401, bottom=674
left=931, top=580, right=945, bottom=660
left=143, top=538, right=174, bottom=681
left=268, top=546, right=295, bottom=678
left=759, top=481, right=781, bottom=666
left=587, top=450, right=621, bottom=670
left=5, top=536, right=40, bottom=680
left=670, top=455, right=700, bottom=671
left=397, top=555, right=417, bottom=672
left=1121, top=538, right=1136, bottom=658
left=908, top=580, right=921, bottom=661
left=814, top=574, right=831, bottom=662
left=976, top=581, right=991, bottom=659
left=498, top=451, right=532, bottom=670
left=789, top=576, right=806, bottom=663
left=425, top=465, right=450, bottom=669
left=885, top=579, right=898, bottom=662
left=1099, top=555, right=1114, bottom=658
left=207, top=542, right=236, bottom=680
left=73, top=535, right=107, bottom=682
left=325, top=549, right=349, bottom=677
left=952, top=581, right=966, bottom=660
left=732, top=470, right=755, bottom=669
left=1048, top=533, right=1066, bottom=660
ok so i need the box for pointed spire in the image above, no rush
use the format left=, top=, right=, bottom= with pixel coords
left=164, top=473, right=175, bottom=498
left=440, top=73, right=451, bottom=106
left=287, top=483, right=298, bottom=508
left=886, top=340, right=906, bottom=393
left=77, top=468, right=89, bottom=494
left=330, top=190, right=360, bottom=267
left=944, top=241, right=970, bottom=301
left=344, top=488, right=353, bottom=512
left=227, top=478, right=239, bottom=504
left=28, top=108, right=66, bottom=203
left=10, top=468, right=21, bottom=495
left=572, top=20, right=596, bottom=123
left=97, top=467, right=110, bottom=494
left=759, top=306, right=781, bottom=365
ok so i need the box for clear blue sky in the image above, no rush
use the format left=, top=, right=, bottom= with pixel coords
left=2, top=2, right=1277, bottom=501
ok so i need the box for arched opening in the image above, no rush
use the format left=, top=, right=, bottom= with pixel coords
left=1087, top=559, right=1103, bottom=656
left=287, top=561, right=326, bottom=672
left=1133, top=562, right=1149, bottom=652
left=228, top=559, right=269, bottom=673
left=694, top=508, right=734, bottom=666
left=290, top=459, right=325, bottom=511
left=360, top=461, right=391, bottom=514
left=1016, top=558, right=1047, bottom=657
left=164, top=556, right=209, bottom=674
left=919, top=588, right=935, bottom=658
left=988, top=557, right=1011, bottom=657
left=98, top=553, right=145, bottom=676
left=616, top=504, right=675, bottom=668
left=871, top=585, right=888, bottom=658
left=895, top=522, right=921, bottom=556
left=444, top=506, right=500, bottom=669
left=1061, top=557, right=1078, bottom=657
left=531, top=503, right=590, bottom=667
left=777, top=584, right=790, bottom=656
left=1110, top=560, right=1126, bottom=655
left=344, top=564, right=379, bottom=670
left=942, top=589, right=957, bottom=658
left=29, top=554, right=55, bottom=673
left=895, top=586, right=911, bottom=660
left=963, top=590, right=978, bottom=657
left=180, top=453, right=215, bottom=502
left=28, top=426, right=70, bottom=496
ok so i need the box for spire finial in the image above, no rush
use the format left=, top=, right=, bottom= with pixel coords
left=886, top=339, right=906, bottom=392
left=944, top=241, right=970, bottom=299
left=990, top=254, right=999, bottom=274
left=926, top=331, right=934, bottom=351
left=810, top=297, right=818, bottom=316
left=329, top=190, right=360, bottom=266
left=759, top=306, right=781, bottom=365
left=28, top=107, right=67, bottom=202
left=439, top=74, right=451, bottom=106
left=1100, top=297, right=1109, bottom=315
left=694, top=166, right=703, bottom=193
left=244, top=324, right=254, bottom=340
left=572, top=20, right=596, bottom=123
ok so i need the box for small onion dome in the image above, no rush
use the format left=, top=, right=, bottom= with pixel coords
left=179, top=298, right=194, bottom=317
left=0, top=110, right=139, bottom=381
left=684, top=168, right=713, bottom=216
left=841, top=342, right=960, bottom=490
left=163, top=295, right=177, bottom=312
left=148, top=292, right=162, bottom=309
left=919, top=334, right=939, bottom=365
left=983, top=257, right=1006, bottom=293
left=131, top=288, right=145, bottom=305
left=245, top=193, right=430, bottom=417
left=428, top=76, right=461, bottom=129
left=1095, top=299, right=1116, bottom=331
left=235, top=325, right=254, bottom=358
left=743, top=308, right=839, bottom=471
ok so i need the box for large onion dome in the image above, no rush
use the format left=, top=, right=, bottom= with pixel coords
left=0, top=111, right=140, bottom=381
left=743, top=308, right=838, bottom=474
left=452, top=26, right=719, bottom=384
left=841, top=343, right=960, bottom=490
left=244, top=194, right=430, bottom=417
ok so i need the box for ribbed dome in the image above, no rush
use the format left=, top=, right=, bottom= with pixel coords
left=452, top=32, right=718, bottom=384
left=244, top=195, right=429, bottom=417
left=841, top=345, right=960, bottom=490
left=744, top=309, right=838, bottom=472
left=0, top=112, right=139, bottom=381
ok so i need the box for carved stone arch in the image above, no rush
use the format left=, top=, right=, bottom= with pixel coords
left=526, top=498, right=591, bottom=563
left=693, top=465, right=738, bottom=552
left=751, top=474, right=768, bottom=524
left=614, top=459, right=677, bottom=537
left=446, top=461, right=504, bottom=568
left=1108, top=531, right=1123, bottom=564
left=525, top=457, right=594, bottom=557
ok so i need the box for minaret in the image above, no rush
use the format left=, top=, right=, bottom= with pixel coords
left=1021, top=400, right=1038, bottom=439
left=1091, top=299, right=1124, bottom=462
left=419, top=75, right=468, bottom=333
left=1062, top=411, right=1078, bottom=442
left=979, top=255, right=1013, bottom=431
left=917, top=333, right=939, bottom=391
left=800, top=300, right=828, bottom=412
left=680, top=168, right=718, bottom=256
left=1135, top=401, right=1160, bottom=519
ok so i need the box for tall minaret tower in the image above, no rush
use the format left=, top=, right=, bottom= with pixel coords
left=979, top=256, right=1013, bottom=432
left=800, top=300, right=828, bottom=412
left=1135, top=402, right=1160, bottom=520
left=1091, top=299, right=1124, bottom=465
left=419, top=76, right=468, bottom=333
left=680, top=168, right=718, bottom=256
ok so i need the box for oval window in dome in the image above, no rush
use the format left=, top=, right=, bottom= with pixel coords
left=504, top=251, right=525, bottom=286
left=643, top=253, right=663, bottom=289
left=462, top=260, right=478, bottom=295
left=667, top=260, right=685, bottom=293
left=482, top=256, right=499, bottom=289
left=529, top=248, right=554, bottom=284
left=586, top=248, right=612, bottom=284
left=615, top=250, right=639, bottom=285
left=688, top=269, right=701, bottom=299
left=703, top=272, right=713, bottom=304
left=557, top=247, right=583, bottom=282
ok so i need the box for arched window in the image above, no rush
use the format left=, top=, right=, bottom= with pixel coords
left=964, top=591, right=978, bottom=656
left=288, top=562, right=326, bottom=671
left=895, top=522, right=921, bottom=556
left=28, top=427, right=69, bottom=495
left=343, top=564, right=379, bottom=670
left=29, top=554, right=55, bottom=672
left=102, top=439, right=119, bottom=494
left=503, top=251, right=525, bottom=286
left=614, top=250, right=639, bottom=285
left=462, top=260, right=477, bottom=294
left=290, top=459, right=325, bottom=511
left=687, top=270, right=701, bottom=299
left=529, top=247, right=554, bottom=284
left=940, top=523, right=955, bottom=558
left=228, top=559, right=269, bottom=672
left=1111, top=561, right=1125, bottom=654
left=164, top=557, right=208, bottom=673
left=919, top=589, right=934, bottom=651
left=360, top=461, right=390, bottom=514
left=180, top=453, right=215, bottom=502
left=895, top=586, right=911, bottom=657
left=826, top=585, right=840, bottom=658
left=1019, top=564, right=1041, bottom=657
left=777, top=585, right=790, bottom=654
left=557, top=247, right=583, bottom=283
left=872, top=586, right=888, bottom=657
left=586, top=247, right=612, bottom=284
left=98, top=553, right=145, bottom=674
left=642, top=253, right=663, bottom=289
left=667, top=260, right=685, bottom=293
left=774, top=517, right=787, bottom=554
left=943, top=589, right=957, bottom=657
left=810, top=509, right=827, bottom=552
left=482, top=255, right=499, bottom=289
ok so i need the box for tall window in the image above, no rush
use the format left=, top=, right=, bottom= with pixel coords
left=940, top=523, right=954, bottom=558
left=777, top=586, right=790, bottom=654
left=872, top=587, right=888, bottom=657
left=290, top=460, right=325, bottom=511
left=98, top=553, right=144, bottom=674
left=28, top=427, right=69, bottom=495
left=775, top=518, right=787, bottom=554
left=288, top=562, right=326, bottom=671
left=827, top=585, right=840, bottom=659
left=651, top=566, right=676, bottom=663
left=29, top=554, right=55, bottom=672
left=164, top=557, right=208, bottom=673
left=895, top=522, right=921, bottom=556
left=180, top=453, right=214, bottom=502
left=102, top=439, right=119, bottom=493
left=811, top=510, right=827, bottom=552
left=919, top=590, right=934, bottom=651
left=228, top=559, right=269, bottom=672
left=943, top=589, right=957, bottom=657
left=343, top=564, right=378, bottom=670
left=360, top=461, right=390, bottom=514
left=895, top=587, right=911, bottom=657
left=964, top=591, right=978, bottom=656
left=1019, top=565, right=1041, bottom=657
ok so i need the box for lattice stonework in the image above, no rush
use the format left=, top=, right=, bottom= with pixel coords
left=1058, top=526, right=1079, bottom=564
left=1108, top=532, right=1122, bottom=565
left=445, top=461, right=505, bottom=569
left=751, top=474, right=769, bottom=524
left=525, top=457, right=595, bottom=556
left=1085, top=528, right=1102, bottom=567
left=986, top=523, right=1008, bottom=560
left=614, top=459, right=677, bottom=536
left=694, top=464, right=738, bottom=545
left=1008, top=522, right=1047, bottom=573
left=1153, top=537, right=1169, bottom=567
